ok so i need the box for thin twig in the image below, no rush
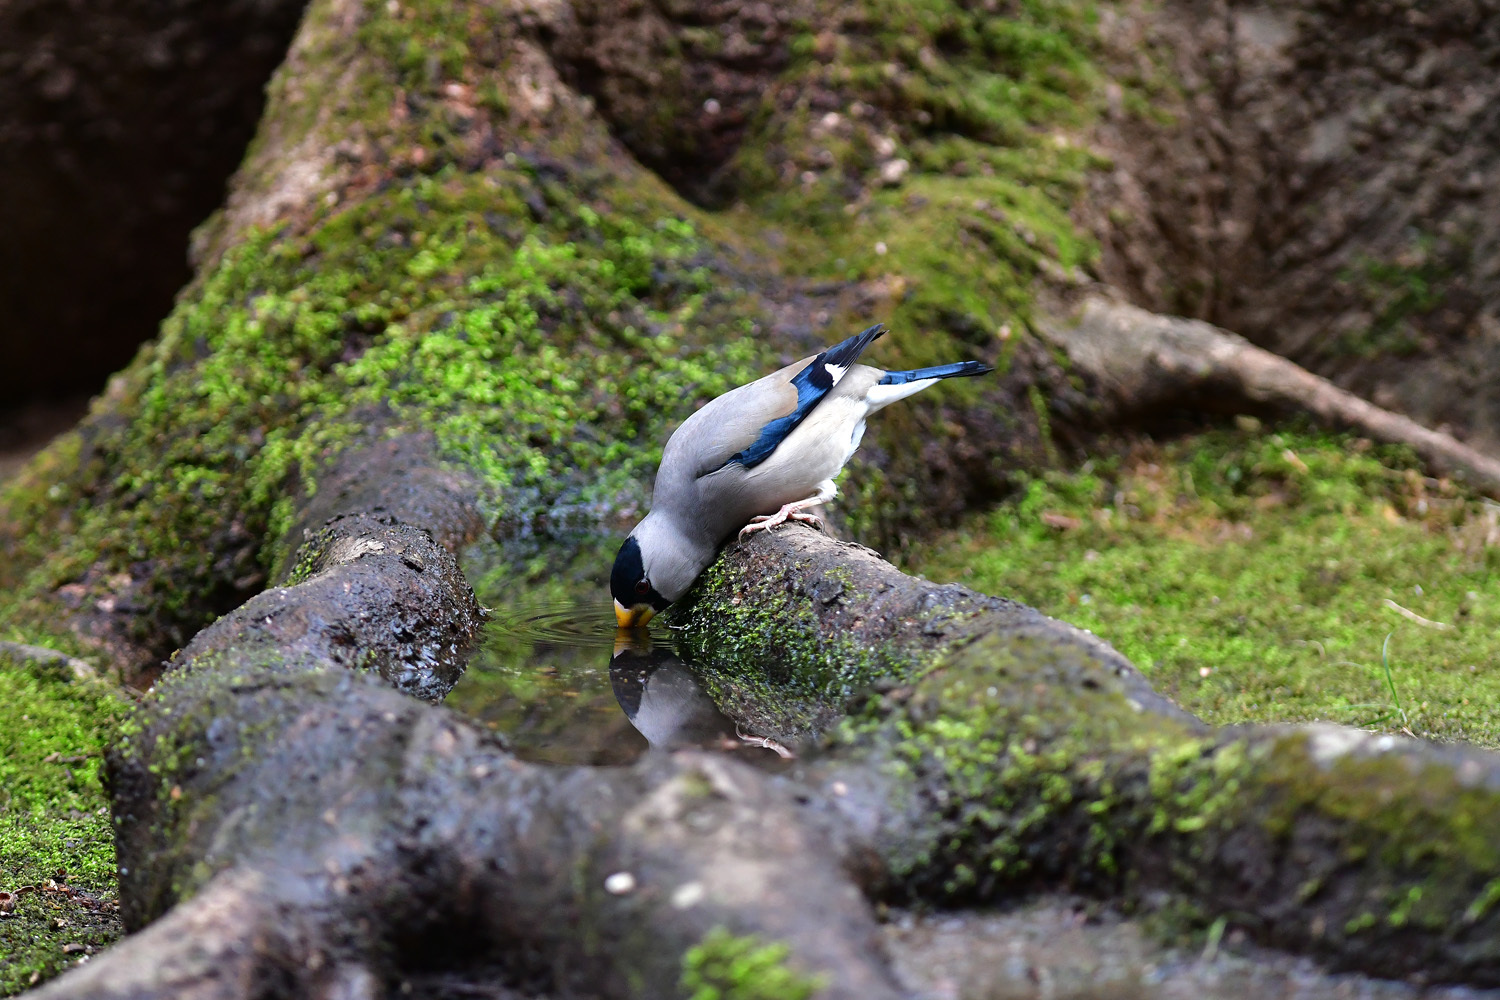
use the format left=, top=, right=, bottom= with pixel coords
left=1382, top=599, right=1454, bottom=631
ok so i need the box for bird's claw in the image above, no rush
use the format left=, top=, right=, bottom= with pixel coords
left=738, top=504, right=824, bottom=540
left=737, top=513, right=784, bottom=540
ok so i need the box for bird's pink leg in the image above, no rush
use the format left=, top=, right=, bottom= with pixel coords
left=738, top=492, right=830, bottom=540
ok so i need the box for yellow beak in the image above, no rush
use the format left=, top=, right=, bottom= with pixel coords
left=614, top=599, right=657, bottom=629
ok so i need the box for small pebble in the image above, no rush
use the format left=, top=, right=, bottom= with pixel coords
left=879, top=158, right=910, bottom=185
left=604, top=872, right=637, bottom=895
left=672, top=882, right=706, bottom=909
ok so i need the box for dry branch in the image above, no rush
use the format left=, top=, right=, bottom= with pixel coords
left=1040, top=295, right=1500, bottom=496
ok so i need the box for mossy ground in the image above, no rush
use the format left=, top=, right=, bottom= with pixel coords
left=0, top=652, right=126, bottom=995
left=905, top=422, right=1500, bottom=746
left=680, top=927, right=825, bottom=1000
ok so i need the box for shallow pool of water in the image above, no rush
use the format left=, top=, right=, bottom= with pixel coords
left=443, top=595, right=793, bottom=767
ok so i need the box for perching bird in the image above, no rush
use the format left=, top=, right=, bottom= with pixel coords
left=611, top=323, right=992, bottom=627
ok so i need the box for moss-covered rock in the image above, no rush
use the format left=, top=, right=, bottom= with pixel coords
left=676, top=524, right=1500, bottom=984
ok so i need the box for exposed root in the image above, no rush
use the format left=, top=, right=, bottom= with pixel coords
left=1040, top=295, right=1500, bottom=497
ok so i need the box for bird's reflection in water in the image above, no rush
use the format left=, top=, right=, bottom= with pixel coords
left=444, top=592, right=793, bottom=765
left=611, top=632, right=794, bottom=761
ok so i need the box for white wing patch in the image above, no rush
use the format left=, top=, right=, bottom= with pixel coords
left=864, top=377, right=938, bottom=410
left=824, top=362, right=849, bottom=385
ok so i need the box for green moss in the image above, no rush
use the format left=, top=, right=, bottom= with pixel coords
left=0, top=0, right=1128, bottom=642
left=817, top=614, right=1500, bottom=966
left=905, top=424, right=1500, bottom=746
left=0, top=651, right=126, bottom=994
left=726, top=0, right=1101, bottom=324
left=698, top=0, right=1108, bottom=535
left=0, top=161, right=777, bottom=653
left=667, top=553, right=962, bottom=740
left=667, top=557, right=850, bottom=733
left=1333, top=231, right=1469, bottom=358
left=680, top=927, right=826, bottom=1000
left=824, top=628, right=1170, bottom=894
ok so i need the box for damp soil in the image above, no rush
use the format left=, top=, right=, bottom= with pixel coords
left=1086, top=0, right=1500, bottom=452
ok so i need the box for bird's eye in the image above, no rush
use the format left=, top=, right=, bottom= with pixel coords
left=635, top=580, right=650, bottom=595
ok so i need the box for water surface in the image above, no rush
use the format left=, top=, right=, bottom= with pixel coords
left=444, top=595, right=792, bottom=767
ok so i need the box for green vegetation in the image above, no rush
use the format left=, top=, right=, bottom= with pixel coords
left=905, top=424, right=1500, bottom=745
left=724, top=0, right=1104, bottom=359
left=0, top=0, right=1120, bottom=644
left=708, top=0, right=1108, bottom=538
left=0, top=651, right=126, bottom=994
left=680, top=927, right=826, bottom=1000
left=1335, top=233, right=1458, bottom=357
left=833, top=622, right=1500, bottom=955
left=0, top=165, right=772, bottom=648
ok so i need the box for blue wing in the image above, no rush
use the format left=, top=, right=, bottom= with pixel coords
left=721, top=324, right=886, bottom=470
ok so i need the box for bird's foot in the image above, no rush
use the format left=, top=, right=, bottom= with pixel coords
left=738, top=503, right=824, bottom=540
left=737, top=725, right=795, bottom=759
left=737, top=509, right=787, bottom=539
left=787, top=508, right=825, bottom=528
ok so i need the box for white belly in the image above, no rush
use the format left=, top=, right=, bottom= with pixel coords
left=742, top=396, right=864, bottom=500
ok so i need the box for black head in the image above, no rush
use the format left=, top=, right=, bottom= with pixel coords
left=611, top=535, right=669, bottom=627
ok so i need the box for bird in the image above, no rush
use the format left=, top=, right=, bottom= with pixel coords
left=611, top=323, right=992, bottom=627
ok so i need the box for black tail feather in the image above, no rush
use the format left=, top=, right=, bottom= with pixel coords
left=878, top=360, right=993, bottom=384
left=822, top=323, right=887, bottom=369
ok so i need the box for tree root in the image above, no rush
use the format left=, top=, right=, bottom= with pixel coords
left=1039, top=294, right=1500, bottom=496
left=37, top=444, right=903, bottom=1000
left=39, top=435, right=1500, bottom=996
left=676, top=526, right=1500, bottom=985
